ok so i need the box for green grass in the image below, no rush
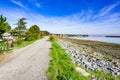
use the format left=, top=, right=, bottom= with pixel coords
left=0, top=41, right=7, bottom=54
left=47, top=40, right=89, bottom=80
left=88, top=70, right=115, bottom=80
left=0, top=39, right=38, bottom=54
left=47, top=40, right=120, bottom=80
left=15, top=40, right=37, bottom=49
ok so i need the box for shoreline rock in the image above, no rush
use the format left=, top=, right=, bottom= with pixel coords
left=58, top=40, right=120, bottom=77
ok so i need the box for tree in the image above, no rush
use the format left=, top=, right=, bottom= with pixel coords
left=0, top=15, right=6, bottom=25
left=16, top=18, right=27, bottom=38
left=0, top=15, right=11, bottom=37
left=10, top=27, right=19, bottom=37
left=0, top=15, right=7, bottom=36
left=4, top=22, right=11, bottom=32
left=40, top=31, right=50, bottom=37
left=17, top=18, right=27, bottom=30
left=25, top=25, right=40, bottom=41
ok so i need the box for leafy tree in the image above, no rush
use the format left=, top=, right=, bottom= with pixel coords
left=10, top=27, right=19, bottom=37
left=40, top=30, right=50, bottom=37
left=25, top=25, right=40, bottom=41
left=0, top=15, right=11, bottom=37
left=16, top=18, right=27, bottom=38
left=16, top=18, right=27, bottom=30
left=4, top=22, right=11, bottom=32
left=0, top=15, right=6, bottom=35
left=0, top=15, right=6, bottom=26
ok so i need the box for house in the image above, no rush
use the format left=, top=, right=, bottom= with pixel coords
left=2, top=32, right=14, bottom=49
left=2, top=32, right=13, bottom=40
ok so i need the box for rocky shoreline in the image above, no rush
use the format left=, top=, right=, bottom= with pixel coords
left=65, top=38, right=120, bottom=61
left=58, top=39, right=120, bottom=78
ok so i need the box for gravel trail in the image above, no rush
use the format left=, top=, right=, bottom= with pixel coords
left=0, top=37, right=51, bottom=80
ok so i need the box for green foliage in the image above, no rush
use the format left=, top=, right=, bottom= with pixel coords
left=15, top=18, right=27, bottom=38
left=10, top=27, right=19, bottom=37
left=16, top=40, right=36, bottom=49
left=0, top=15, right=6, bottom=26
left=0, top=41, right=8, bottom=54
left=0, top=43, right=3, bottom=53
left=0, top=15, right=11, bottom=35
left=83, top=66, right=117, bottom=80
left=0, top=38, right=36, bottom=54
left=4, top=22, right=11, bottom=32
left=47, top=41, right=89, bottom=80
left=14, top=38, right=25, bottom=45
left=25, top=25, right=40, bottom=41
left=40, top=31, right=49, bottom=37
left=16, top=18, right=27, bottom=30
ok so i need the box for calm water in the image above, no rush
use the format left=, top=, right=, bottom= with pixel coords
left=69, top=36, right=120, bottom=44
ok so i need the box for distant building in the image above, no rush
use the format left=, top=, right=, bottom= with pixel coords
left=1, top=32, right=14, bottom=49
left=2, top=32, right=13, bottom=40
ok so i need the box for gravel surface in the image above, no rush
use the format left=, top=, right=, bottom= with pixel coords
left=0, top=37, right=51, bottom=80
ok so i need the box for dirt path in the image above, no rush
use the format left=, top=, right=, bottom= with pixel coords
left=0, top=37, right=51, bottom=80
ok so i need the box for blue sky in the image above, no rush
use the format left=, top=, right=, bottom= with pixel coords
left=0, top=0, right=120, bottom=35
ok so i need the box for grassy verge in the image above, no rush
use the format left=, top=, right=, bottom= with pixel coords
left=0, top=39, right=38, bottom=55
left=15, top=40, right=37, bottom=49
left=17, top=36, right=45, bottom=49
left=83, top=67, right=119, bottom=80
left=47, top=40, right=89, bottom=80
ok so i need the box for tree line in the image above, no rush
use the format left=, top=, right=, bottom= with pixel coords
left=0, top=14, right=49, bottom=41
left=0, top=14, right=49, bottom=52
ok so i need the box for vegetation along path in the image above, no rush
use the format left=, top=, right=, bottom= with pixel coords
left=0, top=37, right=51, bottom=80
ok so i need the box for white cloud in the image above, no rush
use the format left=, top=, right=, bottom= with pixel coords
left=0, top=2, right=120, bottom=35
left=93, top=1, right=120, bottom=19
left=10, top=0, right=27, bottom=9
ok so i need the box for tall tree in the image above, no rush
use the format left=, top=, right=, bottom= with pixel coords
left=0, top=15, right=6, bottom=36
left=17, top=18, right=27, bottom=30
left=16, top=18, right=27, bottom=37
left=0, top=15, right=11, bottom=37
left=0, top=15, right=6, bottom=26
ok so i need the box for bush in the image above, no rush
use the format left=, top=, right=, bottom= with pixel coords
left=0, top=46, right=2, bottom=53
left=49, top=36, right=55, bottom=41
left=25, top=25, right=40, bottom=41
left=14, top=38, right=25, bottom=45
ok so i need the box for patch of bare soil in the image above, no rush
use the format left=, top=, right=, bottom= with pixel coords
left=0, top=53, right=10, bottom=63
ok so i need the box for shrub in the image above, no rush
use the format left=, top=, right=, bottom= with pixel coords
left=0, top=46, right=2, bottom=53
left=14, top=38, right=25, bottom=45
left=49, top=36, right=55, bottom=41
left=25, top=25, right=40, bottom=41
